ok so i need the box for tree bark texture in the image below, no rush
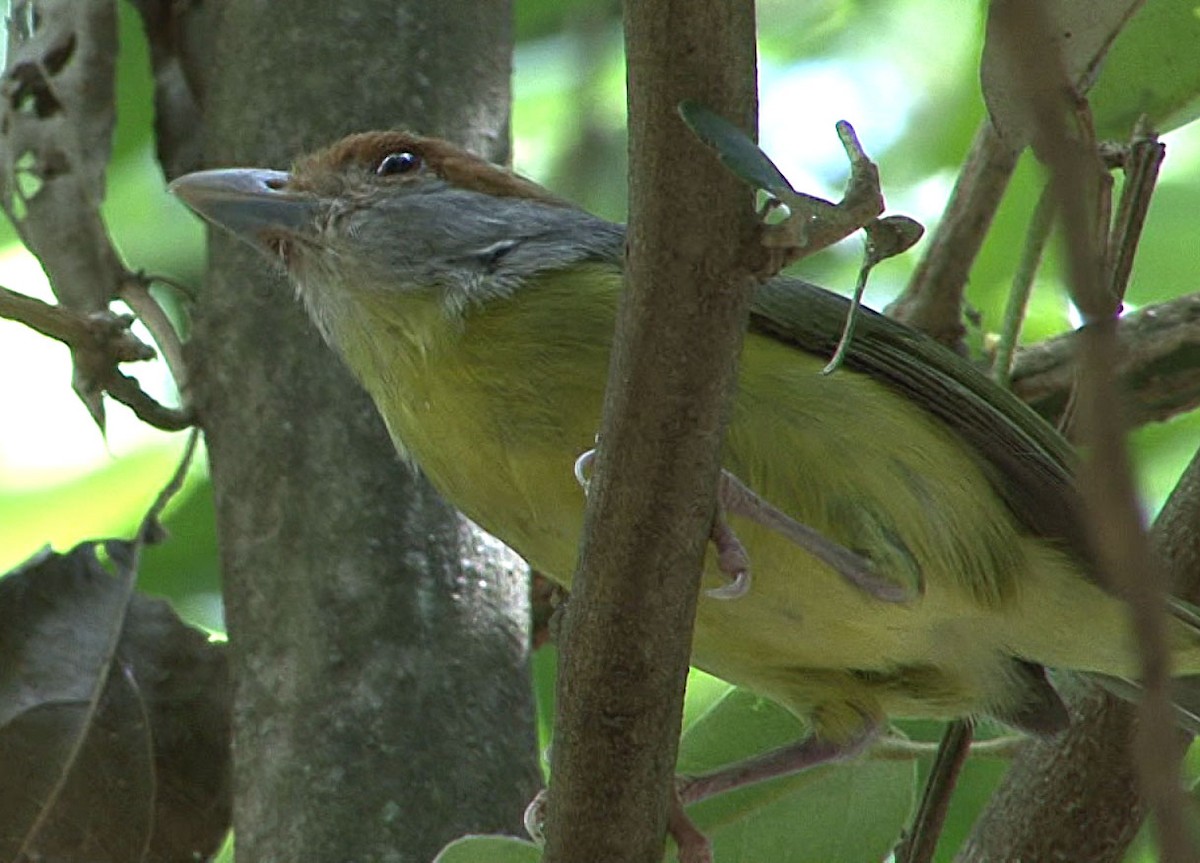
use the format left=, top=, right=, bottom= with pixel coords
left=542, top=3, right=761, bottom=862
left=185, top=3, right=540, bottom=861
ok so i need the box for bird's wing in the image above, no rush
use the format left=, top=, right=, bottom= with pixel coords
left=748, top=276, right=1091, bottom=569
left=564, top=221, right=1090, bottom=570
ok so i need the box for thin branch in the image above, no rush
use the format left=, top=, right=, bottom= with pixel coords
left=105, top=369, right=194, bottom=431
left=889, top=120, right=1020, bottom=349
left=0, top=284, right=153, bottom=362
left=1010, top=291, right=1200, bottom=427
left=119, top=273, right=191, bottom=405
left=1107, top=121, right=1165, bottom=303
left=0, top=283, right=194, bottom=431
left=1012, top=290, right=1200, bottom=424
left=992, top=184, right=1056, bottom=387
left=970, top=3, right=1191, bottom=861
left=139, top=427, right=202, bottom=542
left=895, top=721, right=974, bottom=863
left=871, top=734, right=1024, bottom=761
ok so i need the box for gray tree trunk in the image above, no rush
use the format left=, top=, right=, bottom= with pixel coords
left=186, top=3, right=540, bottom=861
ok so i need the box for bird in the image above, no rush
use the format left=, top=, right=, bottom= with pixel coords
left=169, top=129, right=1200, bottom=793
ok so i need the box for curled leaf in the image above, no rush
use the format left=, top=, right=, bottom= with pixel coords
left=865, top=215, right=925, bottom=265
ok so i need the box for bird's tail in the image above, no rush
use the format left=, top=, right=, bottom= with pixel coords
left=1085, top=597, right=1200, bottom=734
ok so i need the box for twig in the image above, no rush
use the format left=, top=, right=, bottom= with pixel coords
left=1010, top=292, right=1200, bottom=426
left=989, top=2, right=1190, bottom=861
left=890, top=120, right=1021, bottom=349
left=119, top=272, right=191, bottom=404
left=893, top=721, right=974, bottom=863
left=1107, top=121, right=1165, bottom=303
left=0, top=284, right=153, bottom=362
left=993, top=185, right=1056, bottom=387
left=0, top=282, right=194, bottom=431
left=759, top=120, right=885, bottom=268
left=871, top=732, right=1024, bottom=761
left=105, top=369, right=194, bottom=431
left=141, top=270, right=198, bottom=301
left=139, top=427, right=201, bottom=542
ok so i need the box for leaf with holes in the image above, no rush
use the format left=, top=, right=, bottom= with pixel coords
left=0, top=0, right=131, bottom=428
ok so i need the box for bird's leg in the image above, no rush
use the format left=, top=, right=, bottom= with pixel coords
left=574, top=446, right=915, bottom=603
left=677, top=724, right=879, bottom=804
left=669, top=724, right=881, bottom=863
left=716, top=471, right=916, bottom=603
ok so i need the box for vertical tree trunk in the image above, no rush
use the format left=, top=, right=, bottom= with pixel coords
left=186, top=4, right=540, bottom=861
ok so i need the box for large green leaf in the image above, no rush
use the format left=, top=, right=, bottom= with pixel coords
left=678, top=688, right=915, bottom=863
left=1092, top=0, right=1200, bottom=136
left=980, top=0, right=1143, bottom=145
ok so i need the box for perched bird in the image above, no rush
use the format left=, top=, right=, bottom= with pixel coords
left=170, top=131, right=1200, bottom=767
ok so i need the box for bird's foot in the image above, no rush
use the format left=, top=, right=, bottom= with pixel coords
left=706, top=510, right=751, bottom=599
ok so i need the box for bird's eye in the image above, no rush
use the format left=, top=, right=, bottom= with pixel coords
left=376, top=151, right=421, bottom=176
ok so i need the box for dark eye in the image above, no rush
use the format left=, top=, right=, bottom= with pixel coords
left=376, top=151, right=421, bottom=176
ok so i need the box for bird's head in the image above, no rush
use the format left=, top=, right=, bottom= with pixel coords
left=169, top=131, right=623, bottom=340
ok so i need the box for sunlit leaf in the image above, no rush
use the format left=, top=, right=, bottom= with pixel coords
left=981, top=0, right=1143, bottom=145
left=1091, top=0, right=1200, bottom=136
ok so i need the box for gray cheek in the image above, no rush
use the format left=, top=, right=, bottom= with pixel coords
left=283, top=240, right=365, bottom=343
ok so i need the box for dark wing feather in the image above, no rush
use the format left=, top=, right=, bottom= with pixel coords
left=749, top=276, right=1092, bottom=570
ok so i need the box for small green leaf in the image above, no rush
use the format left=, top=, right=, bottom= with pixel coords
left=677, top=100, right=797, bottom=197
left=432, top=835, right=542, bottom=863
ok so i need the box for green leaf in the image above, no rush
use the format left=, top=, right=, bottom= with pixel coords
left=1092, top=0, right=1200, bottom=136
left=677, top=101, right=797, bottom=197
left=677, top=688, right=915, bottom=863
left=432, top=835, right=542, bottom=863
left=212, top=831, right=234, bottom=863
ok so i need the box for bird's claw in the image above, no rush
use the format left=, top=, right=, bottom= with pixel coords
left=574, top=447, right=596, bottom=494
left=523, top=790, right=548, bottom=845
left=707, top=510, right=752, bottom=600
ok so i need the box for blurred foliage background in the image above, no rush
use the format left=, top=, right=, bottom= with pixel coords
left=1, top=1, right=1198, bottom=858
